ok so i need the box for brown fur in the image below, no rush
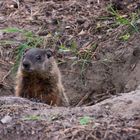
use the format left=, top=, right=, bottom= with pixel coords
left=15, top=48, right=69, bottom=106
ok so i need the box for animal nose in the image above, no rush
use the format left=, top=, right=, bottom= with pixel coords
left=22, top=61, right=30, bottom=70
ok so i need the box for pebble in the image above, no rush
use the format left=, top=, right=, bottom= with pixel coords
left=1, top=115, right=12, bottom=124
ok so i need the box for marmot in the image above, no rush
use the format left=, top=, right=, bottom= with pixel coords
left=15, top=48, right=69, bottom=106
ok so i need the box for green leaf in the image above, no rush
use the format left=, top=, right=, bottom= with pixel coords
left=116, top=16, right=130, bottom=25
left=79, top=116, right=91, bottom=125
left=119, top=33, right=130, bottom=41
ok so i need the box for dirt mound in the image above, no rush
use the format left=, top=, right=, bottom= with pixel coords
left=0, top=90, right=140, bottom=140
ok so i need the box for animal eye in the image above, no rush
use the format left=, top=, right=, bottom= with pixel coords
left=36, top=55, right=41, bottom=60
left=46, top=50, right=53, bottom=58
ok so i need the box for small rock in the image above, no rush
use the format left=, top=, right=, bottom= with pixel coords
left=1, top=115, right=12, bottom=124
left=105, top=105, right=110, bottom=109
left=78, top=30, right=86, bottom=35
left=77, top=18, right=85, bottom=25
left=65, top=26, right=71, bottom=29
left=0, top=31, right=3, bottom=39
left=136, top=85, right=140, bottom=90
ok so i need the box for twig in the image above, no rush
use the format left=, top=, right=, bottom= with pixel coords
left=0, top=82, right=11, bottom=89
left=76, top=92, right=91, bottom=107
left=0, top=59, right=8, bottom=66
left=0, top=68, right=13, bottom=83
left=61, top=70, right=80, bottom=74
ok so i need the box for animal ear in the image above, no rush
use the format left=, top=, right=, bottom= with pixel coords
left=22, top=48, right=30, bottom=58
left=45, top=49, right=54, bottom=58
left=23, top=48, right=30, bottom=55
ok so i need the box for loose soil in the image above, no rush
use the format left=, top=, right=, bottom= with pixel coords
left=0, top=91, right=140, bottom=140
left=0, top=0, right=140, bottom=139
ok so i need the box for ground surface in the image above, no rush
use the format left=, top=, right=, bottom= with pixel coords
left=0, top=90, right=140, bottom=140
left=0, top=0, right=140, bottom=139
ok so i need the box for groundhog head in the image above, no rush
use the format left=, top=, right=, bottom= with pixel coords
left=21, top=48, right=54, bottom=73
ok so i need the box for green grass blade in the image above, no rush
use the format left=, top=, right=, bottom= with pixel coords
left=1, top=27, right=23, bottom=33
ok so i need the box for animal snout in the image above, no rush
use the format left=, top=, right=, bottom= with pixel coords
left=22, top=61, right=31, bottom=70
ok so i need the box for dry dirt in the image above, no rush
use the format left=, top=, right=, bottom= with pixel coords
left=0, top=0, right=140, bottom=139
left=0, top=90, right=140, bottom=140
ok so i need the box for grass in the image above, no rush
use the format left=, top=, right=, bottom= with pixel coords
left=76, top=44, right=97, bottom=84
left=0, top=27, right=43, bottom=71
left=22, top=115, right=41, bottom=121
left=107, top=5, right=139, bottom=35
left=58, top=42, right=96, bottom=84
left=58, top=40, right=78, bottom=54
left=0, top=27, right=94, bottom=81
left=94, top=5, right=140, bottom=42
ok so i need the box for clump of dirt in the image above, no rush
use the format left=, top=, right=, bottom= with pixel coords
left=0, top=90, right=140, bottom=140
